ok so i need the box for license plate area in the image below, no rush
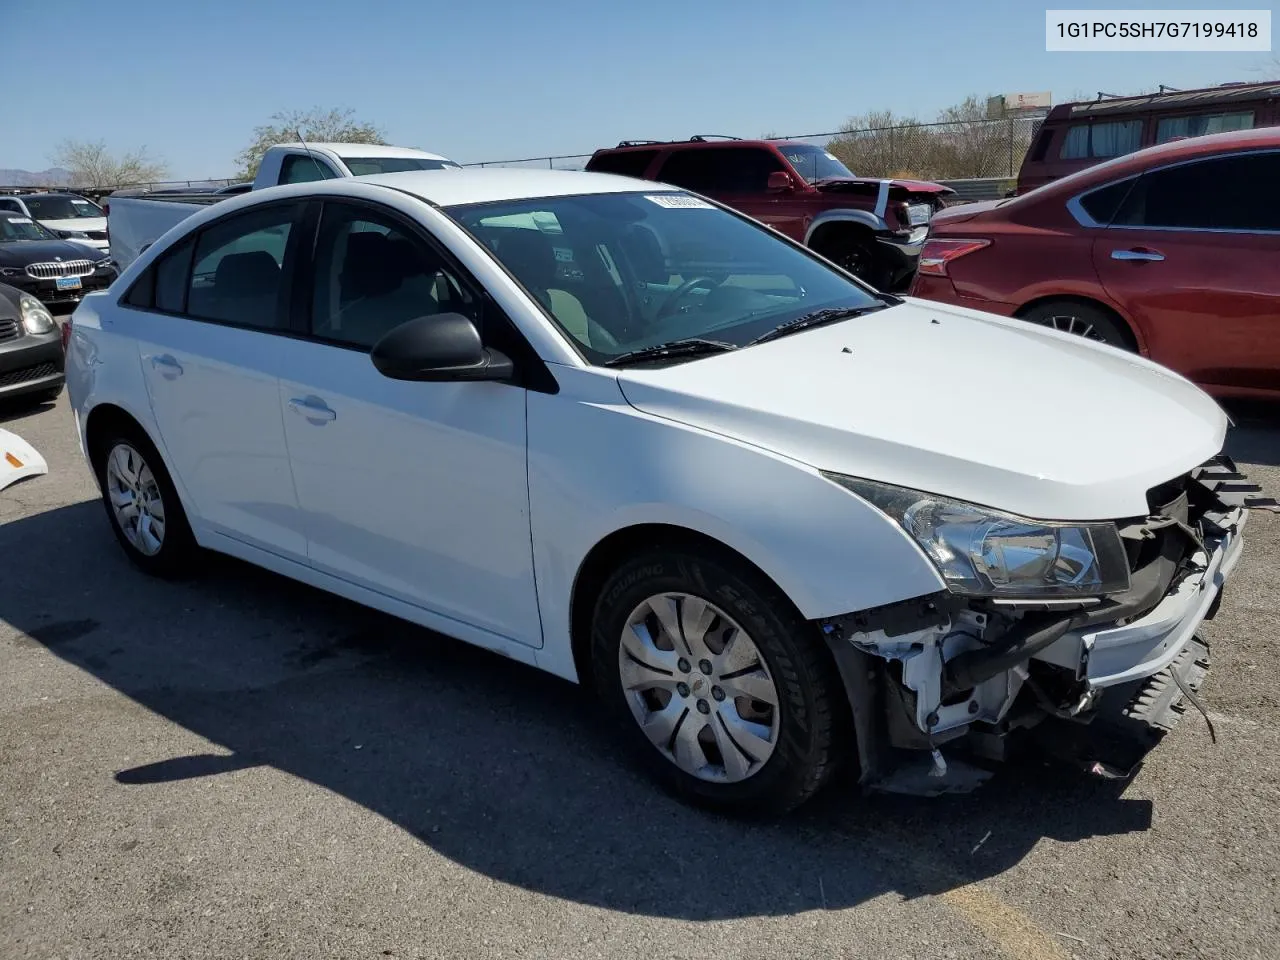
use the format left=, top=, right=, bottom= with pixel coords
left=55, top=276, right=82, bottom=290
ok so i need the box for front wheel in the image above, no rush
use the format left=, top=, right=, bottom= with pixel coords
left=590, top=547, right=847, bottom=816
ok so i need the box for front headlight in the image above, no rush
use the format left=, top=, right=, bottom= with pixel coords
left=823, top=473, right=1131, bottom=599
left=95, top=257, right=113, bottom=270
left=19, top=294, right=56, bottom=335
left=58, top=230, right=90, bottom=240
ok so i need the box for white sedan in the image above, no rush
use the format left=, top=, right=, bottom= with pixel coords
left=65, top=169, right=1249, bottom=814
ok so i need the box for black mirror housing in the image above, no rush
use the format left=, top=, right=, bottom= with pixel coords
left=370, top=313, right=515, bottom=383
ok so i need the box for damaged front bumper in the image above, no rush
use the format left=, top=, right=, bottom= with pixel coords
left=819, top=454, right=1256, bottom=795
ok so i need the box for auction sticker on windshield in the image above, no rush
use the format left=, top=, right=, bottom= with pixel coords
left=645, top=194, right=714, bottom=209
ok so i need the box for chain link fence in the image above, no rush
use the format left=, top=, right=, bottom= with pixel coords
left=460, top=115, right=1046, bottom=188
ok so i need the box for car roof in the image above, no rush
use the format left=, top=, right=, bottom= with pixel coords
left=352, top=167, right=682, bottom=206
left=599, top=137, right=782, bottom=153
left=269, top=142, right=453, bottom=161
left=1023, top=125, right=1280, bottom=199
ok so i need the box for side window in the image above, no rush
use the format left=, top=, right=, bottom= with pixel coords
left=1114, top=153, right=1280, bottom=231
left=121, top=237, right=195, bottom=312
left=656, top=150, right=724, bottom=193
left=1060, top=120, right=1143, bottom=159
left=588, top=149, right=659, bottom=178
left=717, top=148, right=787, bottom=192
left=1027, top=129, right=1053, bottom=163
left=309, top=203, right=478, bottom=349
left=0, top=199, right=22, bottom=213
left=1077, top=178, right=1136, bottom=224
left=279, top=154, right=339, bottom=185
left=1156, top=111, right=1253, bottom=144
left=186, top=203, right=299, bottom=329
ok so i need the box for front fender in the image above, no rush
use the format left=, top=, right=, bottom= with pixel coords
left=804, top=208, right=889, bottom=245
left=527, top=367, right=944, bottom=682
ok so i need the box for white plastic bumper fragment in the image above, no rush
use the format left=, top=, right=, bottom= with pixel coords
left=0, top=428, right=49, bottom=491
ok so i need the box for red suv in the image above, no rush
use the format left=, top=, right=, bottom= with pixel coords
left=910, top=126, right=1280, bottom=400
left=585, top=136, right=953, bottom=291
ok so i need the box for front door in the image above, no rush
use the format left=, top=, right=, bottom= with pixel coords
left=1091, top=149, right=1280, bottom=395
left=127, top=200, right=309, bottom=558
left=279, top=200, right=542, bottom=647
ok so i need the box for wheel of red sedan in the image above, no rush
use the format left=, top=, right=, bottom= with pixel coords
left=591, top=547, right=847, bottom=815
left=1019, top=300, right=1134, bottom=351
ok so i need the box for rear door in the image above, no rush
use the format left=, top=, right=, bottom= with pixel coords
left=123, top=199, right=310, bottom=558
left=1090, top=149, right=1280, bottom=395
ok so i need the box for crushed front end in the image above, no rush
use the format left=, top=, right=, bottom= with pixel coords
left=818, top=454, right=1255, bottom=795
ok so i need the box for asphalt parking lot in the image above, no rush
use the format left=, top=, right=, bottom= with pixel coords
left=1, top=388, right=1277, bottom=960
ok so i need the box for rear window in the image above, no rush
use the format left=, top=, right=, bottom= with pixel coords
left=1060, top=120, right=1143, bottom=160
left=587, top=150, right=659, bottom=179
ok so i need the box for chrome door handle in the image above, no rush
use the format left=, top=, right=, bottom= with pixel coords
left=288, top=396, right=337, bottom=424
left=150, top=354, right=183, bottom=378
left=1111, top=248, right=1165, bottom=262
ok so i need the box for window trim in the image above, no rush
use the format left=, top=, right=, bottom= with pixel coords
left=116, top=197, right=310, bottom=335
left=1066, top=147, right=1280, bottom=235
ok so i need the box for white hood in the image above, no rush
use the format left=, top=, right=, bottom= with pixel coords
left=615, top=299, right=1228, bottom=521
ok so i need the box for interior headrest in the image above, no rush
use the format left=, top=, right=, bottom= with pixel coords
left=494, top=229, right=557, bottom=289
left=213, top=251, right=280, bottom=296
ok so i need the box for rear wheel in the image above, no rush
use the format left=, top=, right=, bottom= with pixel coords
left=590, top=546, right=847, bottom=816
left=1019, top=300, right=1134, bottom=351
left=92, top=422, right=199, bottom=578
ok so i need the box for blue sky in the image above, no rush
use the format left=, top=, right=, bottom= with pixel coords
left=3, top=0, right=1275, bottom=178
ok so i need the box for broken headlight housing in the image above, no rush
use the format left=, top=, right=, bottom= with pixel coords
left=823, top=473, right=1131, bottom=599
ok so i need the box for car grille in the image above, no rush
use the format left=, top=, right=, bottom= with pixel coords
left=0, top=362, right=58, bottom=388
left=26, top=260, right=95, bottom=280
left=0, top=318, right=18, bottom=342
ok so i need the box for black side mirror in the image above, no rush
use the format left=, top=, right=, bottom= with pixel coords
left=370, top=313, right=515, bottom=383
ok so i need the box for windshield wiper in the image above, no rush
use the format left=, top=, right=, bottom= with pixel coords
left=748, top=305, right=888, bottom=345
left=603, top=337, right=738, bottom=367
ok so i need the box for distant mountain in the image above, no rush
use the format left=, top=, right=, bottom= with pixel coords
left=0, top=167, right=74, bottom=187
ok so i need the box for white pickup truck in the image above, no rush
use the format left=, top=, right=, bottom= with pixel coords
left=105, top=142, right=460, bottom=270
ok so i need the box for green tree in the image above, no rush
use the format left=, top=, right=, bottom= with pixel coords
left=50, top=139, right=169, bottom=189
left=236, top=107, right=387, bottom=179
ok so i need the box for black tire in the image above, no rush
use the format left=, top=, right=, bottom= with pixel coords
left=91, top=421, right=199, bottom=579
left=590, top=546, right=848, bottom=816
left=816, top=232, right=884, bottom=289
left=1019, top=300, right=1134, bottom=351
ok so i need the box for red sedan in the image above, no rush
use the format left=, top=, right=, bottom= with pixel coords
left=910, top=127, right=1280, bottom=400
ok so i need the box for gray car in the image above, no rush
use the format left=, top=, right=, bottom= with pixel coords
left=0, top=281, right=64, bottom=406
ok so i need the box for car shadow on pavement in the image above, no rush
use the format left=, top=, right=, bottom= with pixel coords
left=2, top=499, right=1155, bottom=921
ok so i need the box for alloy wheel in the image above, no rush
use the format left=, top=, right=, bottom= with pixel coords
left=618, top=592, right=781, bottom=783
left=1039, top=313, right=1107, bottom=342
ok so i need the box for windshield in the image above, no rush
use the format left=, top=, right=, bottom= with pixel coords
left=0, top=216, right=57, bottom=242
left=444, top=191, right=884, bottom=364
left=346, top=157, right=462, bottom=176
left=23, top=195, right=103, bottom=220
left=776, top=144, right=856, bottom=183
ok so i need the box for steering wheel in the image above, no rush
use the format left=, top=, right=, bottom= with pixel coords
left=654, top=276, right=720, bottom=320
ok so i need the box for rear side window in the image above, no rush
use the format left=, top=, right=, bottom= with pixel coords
left=186, top=203, right=299, bottom=329
left=1156, top=111, right=1253, bottom=144
left=1060, top=120, right=1143, bottom=160
left=1114, top=152, right=1280, bottom=231
left=586, top=149, right=659, bottom=178
left=1027, top=129, right=1053, bottom=162
left=121, top=237, right=195, bottom=312
left=1077, top=178, right=1136, bottom=224
left=279, top=154, right=339, bottom=184
left=658, top=147, right=785, bottom=193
